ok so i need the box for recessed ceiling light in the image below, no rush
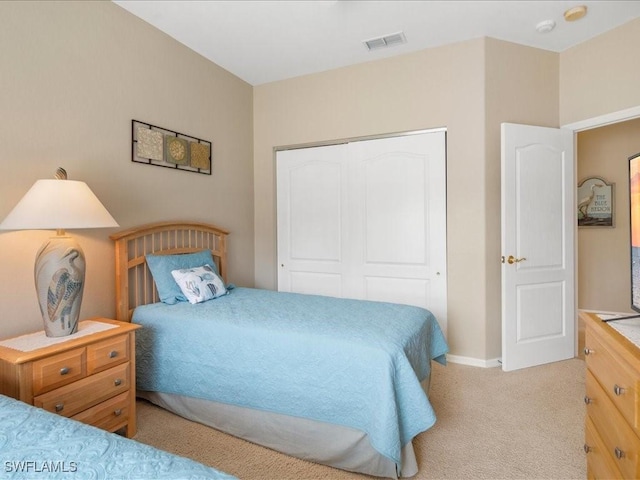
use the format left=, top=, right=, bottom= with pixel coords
left=564, top=5, right=588, bottom=22
left=536, top=19, right=556, bottom=33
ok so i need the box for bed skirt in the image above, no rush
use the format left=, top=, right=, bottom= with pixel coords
left=137, top=388, right=425, bottom=479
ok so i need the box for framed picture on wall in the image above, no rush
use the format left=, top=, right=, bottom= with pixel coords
left=577, top=176, right=614, bottom=227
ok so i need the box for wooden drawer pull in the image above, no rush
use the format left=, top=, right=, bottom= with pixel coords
left=109, top=350, right=119, bottom=359
left=55, top=403, right=64, bottom=412
left=614, top=447, right=625, bottom=459
left=583, top=444, right=591, bottom=454
left=114, top=409, right=122, bottom=417
left=59, top=367, right=70, bottom=375
left=613, top=384, right=625, bottom=396
left=114, top=378, right=122, bottom=387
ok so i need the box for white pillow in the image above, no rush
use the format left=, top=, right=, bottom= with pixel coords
left=170, top=264, right=227, bottom=304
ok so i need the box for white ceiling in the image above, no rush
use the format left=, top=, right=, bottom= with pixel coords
left=113, top=1, right=640, bottom=86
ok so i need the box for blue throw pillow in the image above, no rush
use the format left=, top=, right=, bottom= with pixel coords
left=146, top=250, right=217, bottom=304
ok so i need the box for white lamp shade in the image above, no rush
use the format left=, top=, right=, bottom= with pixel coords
left=0, top=179, right=118, bottom=230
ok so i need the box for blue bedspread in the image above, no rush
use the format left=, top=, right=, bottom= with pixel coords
left=133, top=287, right=448, bottom=469
left=0, top=394, right=236, bottom=480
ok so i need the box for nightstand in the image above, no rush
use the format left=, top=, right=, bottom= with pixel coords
left=0, top=318, right=140, bottom=438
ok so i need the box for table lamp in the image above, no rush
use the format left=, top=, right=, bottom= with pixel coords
left=0, top=168, right=118, bottom=337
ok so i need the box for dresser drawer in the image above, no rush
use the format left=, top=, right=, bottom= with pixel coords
left=87, top=334, right=129, bottom=374
left=586, top=328, right=639, bottom=432
left=586, top=414, right=624, bottom=480
left=72, top=391, right=130, bottom=432
left=33, top=362, right=129, bottom=418
left=32, top=347, right=86, bottom=396
left=586, top=369, right=640, bottom=479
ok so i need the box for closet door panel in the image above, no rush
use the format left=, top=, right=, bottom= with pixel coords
left=363, top=152, right=427, bottom=265
left=289, top=161, right=342, bottom=262
left=364, top=277, right=430, bottom=310
left=277, top=145, right=348, bottom=295
left=288, top=272, right=343, bottom=298
left=349, top=132, right=447, bottom=332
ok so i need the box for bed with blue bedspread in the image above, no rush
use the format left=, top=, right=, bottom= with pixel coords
left=111, top=222, right=449, bottom=479
left=0, top=394, right=235, bottom=480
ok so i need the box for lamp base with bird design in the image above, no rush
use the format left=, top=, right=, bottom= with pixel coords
left=34, top=233, right=85, bottom=337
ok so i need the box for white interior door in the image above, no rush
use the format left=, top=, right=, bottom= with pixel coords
left=501, top=123, right=575, bottom=371
left=277, top=131, right=447, bottom=334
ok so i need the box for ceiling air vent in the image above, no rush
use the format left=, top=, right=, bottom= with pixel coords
left=364, top=32, right=407, bottom=51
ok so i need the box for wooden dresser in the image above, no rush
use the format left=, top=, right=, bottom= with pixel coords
left=582, top=311, right=640, bottom=479
left=0, top=318, right=140, bottom=438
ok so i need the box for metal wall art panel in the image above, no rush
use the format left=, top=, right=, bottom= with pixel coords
left=132, top=120, right=212, bottom=175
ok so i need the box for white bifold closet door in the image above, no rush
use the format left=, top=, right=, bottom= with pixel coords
left=276, top=131, right=447, bottom=334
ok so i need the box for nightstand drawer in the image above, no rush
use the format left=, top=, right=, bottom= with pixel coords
left=72, top=391, right=130, bottom=432
left=87, top=334, right=129, bottom=374
left=34, top=362, right=129, bottom=418
left=32, top=347, right=86, bottom=395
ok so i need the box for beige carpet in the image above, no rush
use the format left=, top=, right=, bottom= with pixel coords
left=134, top=359, right=587, bottom=480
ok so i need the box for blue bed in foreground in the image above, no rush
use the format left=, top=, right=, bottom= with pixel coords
left=111, top=221, right=449, bottom=479
left=0, top=394, right=235, bottom=480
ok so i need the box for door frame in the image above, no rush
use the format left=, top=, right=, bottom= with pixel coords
left=563, top=105, right=640, bottom=356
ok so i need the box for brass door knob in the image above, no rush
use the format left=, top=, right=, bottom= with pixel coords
left=507, top=255, right=526, bottom=264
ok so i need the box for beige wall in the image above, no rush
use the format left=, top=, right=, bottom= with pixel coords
left=0, top=1, right=254, bottom=339
left=254, top=40, right=486, bottom=360
left=254, top=38, right=559, bottom=362
left=577, top=119, right=640, bottom=313
left=484, top=39, right=560, bottom=357
left=560, top=18, right=640, bottom=125
left=560, top=18, right=640, bottom=314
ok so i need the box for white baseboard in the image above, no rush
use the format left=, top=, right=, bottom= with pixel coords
left=446, top=354, right=501, bottom=368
